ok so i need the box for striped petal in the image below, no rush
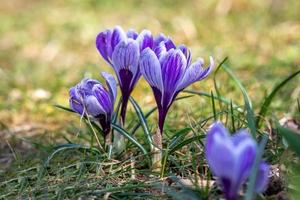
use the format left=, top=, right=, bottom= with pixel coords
left=92, top=84, right=113, bottom=114
left=140, top=48, right=163, bottom=92
left=101, top=72, right=117, bottom=103
left=112, top=39, right=140, bottom=79
left=136, top=30, right=153, bottom=51
left=111, top=26, right=127, bottom=51
left=160, top=49, right=187, bottom=108
left=69, top=87, right=84, bottom=115
left=84, top=95, right=105, bottom=117
left=177, top=56, right=213, bottom=91
left=96, top=29, right=112, bottom=63
left=127, top=29, right=138, bottom=39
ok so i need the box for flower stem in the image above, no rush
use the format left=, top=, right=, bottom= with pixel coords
left=104, top=130, right=113, bottom=159
left=152, top=128, right=162, bottom=173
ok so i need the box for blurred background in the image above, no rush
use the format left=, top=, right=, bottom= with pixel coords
left=0, top=0, right=299, bottom=145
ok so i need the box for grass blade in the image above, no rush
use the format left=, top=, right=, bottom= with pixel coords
left=112, top=123, right=148, bottom=156
left=44, top=143, right=100, bottom=167
left=222, top=64, right=256, bottom=137
left=169, top=128, right=192, bottom=149
left=256, top=70, right=300, bottom=128
left=210, top=91, right=217, bottom=121
left=213, top=57, right=229, bottom=109
left=183, top=90, right=240, bottom=110
left=169, top=135, right=205, bottom=154
left=54, top=104, right=75, bottom=113
left=129, top=97, right=153, bottom=150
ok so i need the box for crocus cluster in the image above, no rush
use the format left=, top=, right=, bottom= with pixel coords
left=205, top=122, right=269, bottom=200
left=68, top=27, right=270, bottom=197
left=69, top=72, right=117, bottom=143
left=70, top=25, right=214, bottom=168
left=96, top=26, right=213, bottom=132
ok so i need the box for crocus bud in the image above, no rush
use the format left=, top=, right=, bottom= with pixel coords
left=69, top=72, right=117, bottom=139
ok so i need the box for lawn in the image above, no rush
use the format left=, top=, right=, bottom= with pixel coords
left=0, top=0, right=300, bottom=199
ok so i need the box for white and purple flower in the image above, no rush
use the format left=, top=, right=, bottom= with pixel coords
left=139, top=38, right=214, bottom=133
left=69, top=72, right=117, bottom=137
left=96, top=26, right=154, bottom=124
left=205, top=122, right=269, bottom=200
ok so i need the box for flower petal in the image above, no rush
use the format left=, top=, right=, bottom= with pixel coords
left=96, top=29, right=112, bottom=63
left=164, top=38, right=176, bottom=50
left=176, top=58, right=204, bottom=91
left=154, top=41, right=167, bottom=59
left=112, top=39, right=140, bottom=80
left=255, top=162, right=270, bottom=193
left=127, top=29, right=138, bottom=39
left=205, top=122, right=230, bottom=165
left=154, top=33, right=167, bottom=47
left=160, top=49, right=187, bottom=108
left=136, top=30, right=153, bottom=51
left=206, top=133, right=235, bottom=179
left=140, top=48, right=163, bottom=91
left=233, top=138, right=257, bottom=187
left=78, top=78, right=100, bottom=96
left=232, top=129, right=252, bottom=146
left=111, top=26, right=127, bottom=51
left=177, top=57, right=213, bottom=91
left=69, top=87, right=84, bottom=115
left=101, top=72, right=117, bottom=102
left=84, top=95, right=105, bottom=117
left=92, top=84, right=113, bottom=114
left=178, top=45, right=191, bottom=65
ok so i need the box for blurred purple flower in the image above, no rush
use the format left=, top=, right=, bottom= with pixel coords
left=255, top=162, right=270, bottom=193
left=96, top=26, right=154, bottom=124
left=139, top=38, right=213, bottom=133
left=205, top=122, right=269, bottom=200
left=69, top=72, right=117, bottom=136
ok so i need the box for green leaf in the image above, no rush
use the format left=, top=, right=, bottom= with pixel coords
left=112, top=98, right=122, bottom=123
left=183, top=90, right=240, bottom=110
left=210, top=91, right=217, bottom=121
left=213, top=57, right=229, bottom=109
left=129, top=97, right=153, bottom=149
left=44, top=143, right=100, bottom=167
left=169, top=128, right=192, bottom=149
left=111, top=123, right=148, bottom=156
left=244, top=134, right=268, bottom=200
left=256, top=70, right=300, bottom=128
left=53, top=104, right=75, bottom=113
left=222, top=63, right=256, bottom=137
left=131, top=107, right=157, bottom=135
left=277, top=123, right=300, bottom=156
left=169, top=135, right=205, bottom=154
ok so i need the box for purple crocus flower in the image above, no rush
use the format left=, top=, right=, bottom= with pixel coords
left=69, top=72, right=117, bottom=140
left=96, top=26, right=153, bottom=124
left=139, top=38, right=214, bottom=133
left=205, top=122, right=269, bottom=200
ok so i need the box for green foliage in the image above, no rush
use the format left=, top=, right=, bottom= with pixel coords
left=277, top=123, right=300, bottom=156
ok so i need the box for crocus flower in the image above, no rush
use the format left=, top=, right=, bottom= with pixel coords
left=205, top=122, right=269, bottom=200
left=69, top=72, right=117, bottom=142
left=139, top=38, right=214, bottom=133
left=96, top=26, right=153, bottom=124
